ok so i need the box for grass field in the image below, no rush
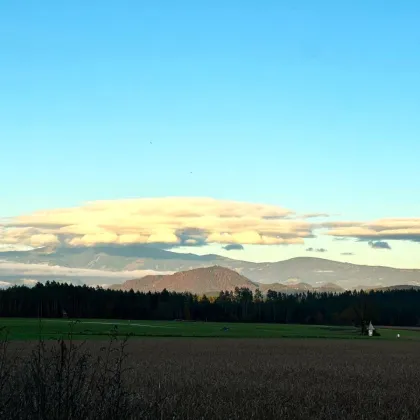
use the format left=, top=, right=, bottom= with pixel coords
left=2, top=317, right=420, bottom=340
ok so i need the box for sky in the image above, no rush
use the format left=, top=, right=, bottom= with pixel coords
left=1, top=0, right=419, bottom=269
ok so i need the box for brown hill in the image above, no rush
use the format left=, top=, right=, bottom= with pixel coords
left=110, top=265, right=345, bottom=295
left=257, top=282, right=344, bottom=294
left=109, top=265, right=258, bottom=294
left=316, top=282, right=345, bottom=293
left=258, top=282, right=311, bottom=293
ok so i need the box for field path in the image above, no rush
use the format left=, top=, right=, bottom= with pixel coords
left=43, top=319, right=177, bottom=329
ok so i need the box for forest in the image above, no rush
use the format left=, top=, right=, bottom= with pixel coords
left=0, top=281, right=419, bottom=326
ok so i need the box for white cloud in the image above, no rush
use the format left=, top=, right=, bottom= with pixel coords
left=1, top=197, right=314, bottom=248
left=321, top=218, right=420, bottom=242
left=22, top=278, right=38, bottom=285
left=2, top=199, right=419, bottom=256
left=0, top=244, right=33, bottom=252
left=0, top=261, right=174, bottom=288
left=0, top=261, right=173, bottom=279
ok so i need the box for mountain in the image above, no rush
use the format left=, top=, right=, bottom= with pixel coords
left=109, top=266, right=345, bottom=295
left=381, top=285, right=420, bottom=291
left=358, top=285, right=420, bottom=292
left=0, top=244, right=225, bottom=271
left=316, top=282, right=346, bottom=293
left=256, top=281, right=344, bottom=294
left=109, top=266, right=258, bottom=294
left=1, top=244, right=420, bottom=289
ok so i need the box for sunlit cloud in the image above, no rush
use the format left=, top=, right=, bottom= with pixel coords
left=2, top=199, right=419, bottom=254
left=1, top=197, right=315, bottom=248
left=321, top=218, right=420, bottom=243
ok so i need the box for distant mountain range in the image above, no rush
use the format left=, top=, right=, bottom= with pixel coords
left=109, top=266, right=345, bottom=295
left=1, top=244, right=420, bottom=290
left=360, top=285, right=420, bottom=292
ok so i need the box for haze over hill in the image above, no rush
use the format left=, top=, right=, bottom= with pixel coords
left=1, top=245, right=419, bottom=290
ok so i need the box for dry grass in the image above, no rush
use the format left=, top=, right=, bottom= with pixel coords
left=2, top=333, right=420, bottom=419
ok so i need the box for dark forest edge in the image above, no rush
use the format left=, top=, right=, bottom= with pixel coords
left=1, top=281, right=419, bottom=326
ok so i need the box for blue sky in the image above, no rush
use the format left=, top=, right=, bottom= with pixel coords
left=1, top=1, right=419, bottom=268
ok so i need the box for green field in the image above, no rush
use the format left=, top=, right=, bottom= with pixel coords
left=2, top=318, right=420, bottom=341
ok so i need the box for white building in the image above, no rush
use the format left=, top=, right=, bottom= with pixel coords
left=368, top=321, right=375, bottom=336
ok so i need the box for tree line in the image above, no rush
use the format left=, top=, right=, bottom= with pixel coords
left=0, top=281, right=419, bottom=326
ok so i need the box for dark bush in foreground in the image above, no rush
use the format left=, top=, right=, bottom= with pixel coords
left=0, top=325, right=159, bottom=420
left=2, top=326, right=420, bottom=419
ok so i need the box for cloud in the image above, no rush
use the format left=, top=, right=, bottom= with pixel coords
left=0, top=227, right=60, bottom=247
left=306, top=247, right=327, bottom=253
left=154, top=228, right=208, bottom=249
left=0, top=261, right=174, bottom=287
left=322, top=218, right=420, bottom=243
left=22, top=278, right=38, bottom=286
left=1, top=197, right=315, bottom=248
left=222, top=244, right=245, bottom=251
left=0, top=244, right=34, bottom=252
left=368, top=241, right=391, bottom=250
left=301, top=213, right=330, bottom=219
left=0, top=261, right=172, bottom=279
left=0, top=278, right=39, bottom=288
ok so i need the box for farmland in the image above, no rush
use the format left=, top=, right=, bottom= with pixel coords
left=2, top=319, right=420, bottom=419
left=2, top=317, right=420, bottom=340
left=2, top=334, right=420, bottom=419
